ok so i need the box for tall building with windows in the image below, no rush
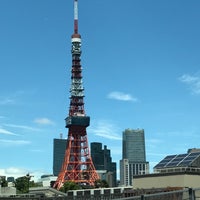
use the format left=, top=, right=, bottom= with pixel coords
left=120, top=129, right=149, bottom=186
left=91, top=142, right=117, bottom=187
left=120, top=159, right=130, bottom=186
left=53, top=137, right=67, bottom=176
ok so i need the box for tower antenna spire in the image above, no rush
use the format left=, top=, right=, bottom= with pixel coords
left=74, top=0, right=78, bottom=34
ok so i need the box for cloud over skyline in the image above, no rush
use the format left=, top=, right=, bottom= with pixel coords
left=89, top=120, right=121, bottom=140
left=0, top=139, right=31, bottom=146
left=4, top=124, right=41, bottom=132
left=107, top=91, right=138, bottom=102
left=33, top=118, right=55, bottom=125
left=179, top=74, right=200, bottom=95
left=0, top=98, right=15, bottom=105
left=0, top=167, right=44, bottom=181
left=0, top=127, right=18, bottom=136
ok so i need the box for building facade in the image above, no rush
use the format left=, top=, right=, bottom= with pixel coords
left=120, top=129, right=149, bottom=186
left=133, top=171, right=200, bottom=189
left=91, top=142, right=117, bottom=187
left=53, top=138, right=67, bottom=176
left=120, top=159, right=130, bottom=186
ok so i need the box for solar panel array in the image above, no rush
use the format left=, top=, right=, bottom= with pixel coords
left=154, top=152, right=200, bottom=169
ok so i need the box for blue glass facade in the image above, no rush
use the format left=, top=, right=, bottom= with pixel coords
left=123, top=129, right=146, bottom=162
left=53, top=138, right=67, bottom=176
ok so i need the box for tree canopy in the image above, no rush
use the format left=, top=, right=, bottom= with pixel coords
left=0, top=177, right=8, bottom=187
left=15, top=175, right=39, bottom=194
left=15, top=176, right=30, bottom=193
left=59, top=181, right=81, bottom=192
left=94, top=179, right=109, bottom=188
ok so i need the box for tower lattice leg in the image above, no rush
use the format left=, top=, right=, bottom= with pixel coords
left=54, top=127, right=99, bottom=189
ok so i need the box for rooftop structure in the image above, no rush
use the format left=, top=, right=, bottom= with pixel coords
left=154, top=149, right=200, bottom=173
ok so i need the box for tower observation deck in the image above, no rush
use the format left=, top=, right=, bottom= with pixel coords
left=53, top=0, right=99, bottom=190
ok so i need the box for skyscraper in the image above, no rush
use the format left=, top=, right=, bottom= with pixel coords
left=91, top=142, right=117, bottom=187
left=120, top=129, right=149, bottom=186
left=53, top=138, right=67, bottom=176
left=123, top=129, right=146, bottom=162
left=91, top=143, right=104, bottom=170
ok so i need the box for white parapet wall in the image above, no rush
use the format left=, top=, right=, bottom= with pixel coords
left=0, top=186, right=16, bottom=196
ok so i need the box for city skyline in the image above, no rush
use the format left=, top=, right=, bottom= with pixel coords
left=1, top=0, right=200, bottom=181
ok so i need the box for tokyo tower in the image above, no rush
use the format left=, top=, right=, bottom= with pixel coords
left=53, top=0, right=99, bottom=190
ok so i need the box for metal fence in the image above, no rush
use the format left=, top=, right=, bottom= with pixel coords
left=119, top=188, right=199, bottom=200
left=193, top=188, right=200, bottom=200
left=1, top=187, right=200, bottom=200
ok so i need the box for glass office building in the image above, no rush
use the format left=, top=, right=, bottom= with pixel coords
left=123, top=129, right=146, bottom=162
left=53, top=138, right=67, bottom=176
left=120, top=129, right=149, bottom=186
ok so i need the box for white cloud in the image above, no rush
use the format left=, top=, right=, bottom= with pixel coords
left=179, top=74, right=200, bottom=94
left=0, top=98, right=15, bottom=105
left=0, top=167, right=28, bottom=178
left=89, top=120, right=121, bottom=140
left=0, top=167, right=47, bottom=181
left=33, top=118, right=55, bottom=125
left=4, top=124, right=41, bottom=132
left=107, top=91, right=137, bottom=102
left=0, top=139, right=31, bottom=146
left=0, top=91, right=25, bottom=106
left=0, top=128, right=19, bottom=136
left=0, top=90, right=36, bottom=106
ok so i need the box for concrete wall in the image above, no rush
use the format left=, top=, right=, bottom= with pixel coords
left=0, top=186, right=16, bottom=196
left=133, top=173, right=200, bottom=189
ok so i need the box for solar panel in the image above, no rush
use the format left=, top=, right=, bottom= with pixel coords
left=166, top=154, right=187, bottom=167
left=190, top=152, right=200, bottom=156
left=154, top=152, right=200, bottom=169
left=178, top=152, right=200, bottom=167
left=165, top=154, right=187, bottom=167
left=178, top=160, right=192, bottom=167
left=154, top=155, right=176, bottom=169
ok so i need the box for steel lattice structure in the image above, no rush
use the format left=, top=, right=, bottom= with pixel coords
left=53, top=0, right=99, bottom=190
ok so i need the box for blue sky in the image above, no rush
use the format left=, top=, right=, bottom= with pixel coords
left=1, top=0, right=200, bottom=181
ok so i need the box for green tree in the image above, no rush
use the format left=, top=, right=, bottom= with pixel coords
left=15, top=175, right=36, bottom=194
left=94, top=179, right=109, bottom=188
left=59, top=181, right=81, bottom=193
left=0, top=177, right=8, bottom=187
left=15, top=176, right=29, bottom=194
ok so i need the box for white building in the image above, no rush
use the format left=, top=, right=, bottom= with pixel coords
left=38, top=174, right=57, bottom=187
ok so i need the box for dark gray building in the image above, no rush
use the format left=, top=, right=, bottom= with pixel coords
left=53, top=138, right=67, bottom=176
left=91, top=142, right=117, bottom=187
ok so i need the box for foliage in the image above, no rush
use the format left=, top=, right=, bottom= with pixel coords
left=0, top=177, right=8, bottom=187
left=15, top=176, right=29, bottom=194
left=59, top=181, right=81, bottom=193
left=15, top=175, right=37, bottom=194
left=94, top=179, right=109, bottom=188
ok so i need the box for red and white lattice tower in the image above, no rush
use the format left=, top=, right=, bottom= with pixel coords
left=53, top=0, right=99, bottom=190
